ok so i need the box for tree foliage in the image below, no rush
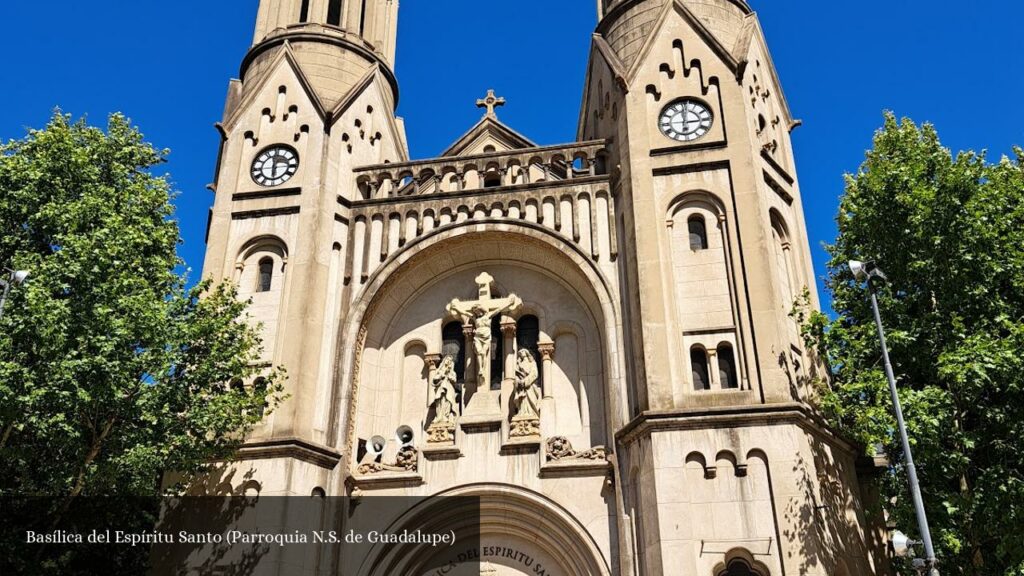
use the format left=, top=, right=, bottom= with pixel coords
left=805, top=113, right=1024, bottom=575
left=0, top=112, right=284, bottom=505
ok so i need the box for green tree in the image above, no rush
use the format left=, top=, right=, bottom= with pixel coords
left=805, top=113, right=1024, bottom=575
left=0, top=112, right=284, bottom=503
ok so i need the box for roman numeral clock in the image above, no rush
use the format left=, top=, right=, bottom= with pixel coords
left=251, top=146, right=299, bottom=187
left=658, top=99, right=713, bottom=142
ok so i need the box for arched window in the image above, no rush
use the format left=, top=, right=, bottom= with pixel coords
left=327, top=0, right=343, bottom=26
left=483, top=172, right=501, bottom=188
left=691, top=346, right=710, bottom=391
left=688, top=215, right=708, bottom=250
left=517, top=315, right=541, bottom=389
left=257, top=258, right=274, bottom=292
left=253, top=377, right=269, bottom=417
left=442, top=321, right=466, bottom=383
left=719, top=559, right=762, bottom=576
left=718, top=344, right=738, bottom=389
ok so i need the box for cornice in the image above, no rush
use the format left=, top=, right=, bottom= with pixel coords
left=615, top=402, right=860, bottom=456
left=240, top=30, right=400, bottom=111
left=236, top=437, right=342, bottom=469
left=597, top=0, right=751, bottom=36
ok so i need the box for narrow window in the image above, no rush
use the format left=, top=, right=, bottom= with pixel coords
left=688, top=215, right=708, bottom=251
left=359, top=0, right=367, bottom=35
left=691, top=346, right=710, bottom=391
left=253, top=377, right=269, bottom=417
left=490, top=314, right=503, bottom=389
left=718, top=344, right=738, bottom=389
left=517, top=315, right=542, bottom=389
left=299, top=0, right=311, bottom=23
left=327, top=0, right=343, bottom=26
left=442, top=321, right=466, bottom=383
left=257, top=258, right=274, bottom=292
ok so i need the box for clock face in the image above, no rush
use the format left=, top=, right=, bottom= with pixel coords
left=659, top=100, right=713, bottom=142
left=251, top=146, right=299, bottom=187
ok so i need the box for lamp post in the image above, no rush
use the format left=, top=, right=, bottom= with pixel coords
left=0, top=268, right=30, bottom=320
left=849, top=260, right=939, bottom=575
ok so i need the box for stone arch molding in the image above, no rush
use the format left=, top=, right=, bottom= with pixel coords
left=328, top=220, right=627, bottom=453
left=357, top=483, right=612, bottom=576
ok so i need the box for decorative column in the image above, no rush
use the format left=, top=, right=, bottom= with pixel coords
left=425, top=353, right=441, bottom=387
left=538, top=341, right=556, bottom=439
left=462, top=322, right=476, bottom=398
left=707, top=348, right=720, bottom=391
left=501, top=318, right=517, bottom=380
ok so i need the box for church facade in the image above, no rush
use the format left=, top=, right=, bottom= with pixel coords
left=199, top=0, right=889, bottom=574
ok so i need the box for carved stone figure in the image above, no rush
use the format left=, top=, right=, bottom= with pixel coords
left=429, top=355, right=458, bottom=425
left=446, top=272, right=522, bottom=392
left=510, top=349, right=541, bottom=437
left=357, top=446, right=419, bottom=475
left=546, top=436, right=608, bottom=462
left=512, top=349, right=540, bottom=418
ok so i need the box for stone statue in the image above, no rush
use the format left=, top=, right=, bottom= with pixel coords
left=357, top=446, right=418, bottom=475
left=446, top=272, right=522, bottom=391
left=429, top=355, right=458, bottom=425
left=546, top=436, right=608, bottom=462
left=512, top=348, right=544, bottom=428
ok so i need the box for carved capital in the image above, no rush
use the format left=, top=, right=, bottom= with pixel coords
left=538, top=342, right=556, bottom=361
left=509, top=417, right=540, bottom=438
left=424, top=353, right=442, bottom=370
left=500, top=318, right=517, bottom=337
left=426, top=422, right=456, bottom=444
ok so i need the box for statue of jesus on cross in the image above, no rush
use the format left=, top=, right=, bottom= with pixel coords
left=446, top=273, right=522, bottom=392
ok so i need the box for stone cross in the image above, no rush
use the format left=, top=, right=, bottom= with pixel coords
left=446, top=273, right=522, bottom=392
left=476, top=89, right=506, bottom=118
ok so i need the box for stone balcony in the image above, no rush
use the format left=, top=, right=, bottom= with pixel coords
left=344, top=140, right=617, bottom=286
left=353, top=139, right=611, bottom=199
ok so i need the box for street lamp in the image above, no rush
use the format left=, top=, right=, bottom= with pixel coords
left=0, top=268, right=30, bottom=320
left=849, top=260, right=939, bottom=575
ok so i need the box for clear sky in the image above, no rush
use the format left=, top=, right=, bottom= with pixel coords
left=2, top=1, right=1023, bottom=309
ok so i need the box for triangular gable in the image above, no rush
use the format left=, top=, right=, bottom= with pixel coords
left=577, top=34, right=630, bottom=141
left=223, top=42, right=327, bottom=132
left=441, top=116, right=538, bottom=157
left=733, top=14, right=798, bottom=129
left=328, top=63, right=409, bottom=161
left=625, top=0, right=741, bottom=86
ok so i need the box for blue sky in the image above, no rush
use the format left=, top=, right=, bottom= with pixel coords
left=2, top=1, right=1023, bottom=308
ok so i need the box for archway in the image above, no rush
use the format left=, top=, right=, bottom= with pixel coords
left=358, top=484, right=612, bottom=576
left=329, top=222, right=628, bottom=456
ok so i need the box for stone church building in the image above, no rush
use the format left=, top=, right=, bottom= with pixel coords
left=198, top=0, right=889, bottom=574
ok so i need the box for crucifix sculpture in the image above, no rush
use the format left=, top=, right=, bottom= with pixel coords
left=446, top=273, right=522, bottom=393
left=476, top=89, right=506, bottom=118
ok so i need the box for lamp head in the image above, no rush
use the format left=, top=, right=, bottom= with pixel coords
left=848, top=260, right=887, bottom=283
left=368, top=435, right=387, bottom=455
left=395, top=425, right=415, bottom=448
left=891, top=529, right=918, bottom=557
left=12, top=270, right=29, bottom=285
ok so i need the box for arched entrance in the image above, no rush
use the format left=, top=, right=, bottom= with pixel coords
left=358, top=484, right=612, bottom=576
left=329, top=222, right=629, bottom=456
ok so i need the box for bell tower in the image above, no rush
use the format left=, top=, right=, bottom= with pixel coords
left=581, top=0, right=888, bottom=574
left=248, top=0, right=400, bottom=111
left=199, top=0, right=408, bottom=498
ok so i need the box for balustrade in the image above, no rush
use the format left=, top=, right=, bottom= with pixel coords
left=353, top=140, right=611, bottom=200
